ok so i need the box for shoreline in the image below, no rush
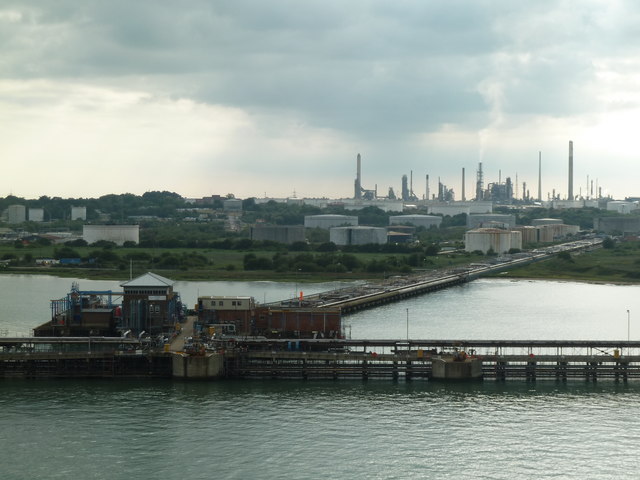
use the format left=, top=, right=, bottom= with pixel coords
left=490, top=273, right=640, bottom=287
left=3, top=267, right=640, bottom=287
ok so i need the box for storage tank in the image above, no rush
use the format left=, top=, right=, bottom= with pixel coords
left=389, top=214, right=441, bottom=229
left=467, top=213, right=516, bottom=229
left=5, top=205, right=26, bottom=224
left=71, top=206, right=87, bottom=221
left=28, top=208, right=44, bottom=222
left=594, top=217, right=640, bottom=234
left=464, top=228, right=518, bottom=254
left=250, top=225, right=305, bottom=244
left=513, top=226, right=538, bottom=245
left=304, top=215, right=358, bottom=229
left=531, top=218, right=563, bottom=226
left=83, top=225, right=140, bottom=246
left=330, top=226, right=387, bottom=245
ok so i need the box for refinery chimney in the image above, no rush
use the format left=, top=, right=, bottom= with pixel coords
left=475, top=162, right=484, bottom=201
left=461, top=168, right=466, bottom=201
left=354, top=153, right=362, bottom=200
left=538, top=151, right=542, bottom=202
left=568, top=141, right=574, bottom=200
left=425, top=174, right=430, bottom=201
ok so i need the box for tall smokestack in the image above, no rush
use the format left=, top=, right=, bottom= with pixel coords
left=425, top=174, right=430, bottom=201
left=410, top=170, right=413, bottom=199
left=568, top=141, right=574, bottom=200
left=462, top=168, right=466, bottom=201
left=475, top=162, right=484, bottom=201
left=354, top=153, right=362, bottom=200
left=586, top=175, right=589, bottom=200
left=538, top=151, right=542, bottom=202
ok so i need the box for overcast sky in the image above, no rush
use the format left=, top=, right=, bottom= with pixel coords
left=2, top=0, right=640, bottom=201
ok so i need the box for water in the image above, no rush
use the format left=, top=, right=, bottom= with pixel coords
left=2, top=274, right=640, bottom=479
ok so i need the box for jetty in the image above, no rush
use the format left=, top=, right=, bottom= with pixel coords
left=3, top=337, right=640, bottom=382
left=274, top=238, right=602, bottom=314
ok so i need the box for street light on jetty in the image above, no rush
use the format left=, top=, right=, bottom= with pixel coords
left=406, top=308, right=409, bottom=342
left=628, top=309, right=631, bottom=343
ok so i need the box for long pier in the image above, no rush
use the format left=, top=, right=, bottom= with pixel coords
left=4, top=336, right=640, bottom=381
left=0, top=337, right=172, bottom=378
left=274, top=238, right=602, bottom=314
left=222, top=338, right=640, bottom=382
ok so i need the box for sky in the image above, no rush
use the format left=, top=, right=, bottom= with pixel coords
left=2, top=0, right=640, bottom=201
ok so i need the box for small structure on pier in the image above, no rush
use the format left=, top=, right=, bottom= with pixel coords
left=35, top=272, right=184, bottom=337
left=121, top=272, right=184, bottom=336
left=35, top=282, right=123, bottom=337
left=196, top=295, right=342, bottom=339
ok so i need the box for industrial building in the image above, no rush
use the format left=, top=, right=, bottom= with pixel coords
left=594, top=217, right=640, bottom=234
left=197, top=295, right=342, bottom=338
left=35, top=284, right=122, bottom=337
left=5, top=205, right=26, bottom=224
left=389, top=214, right=441, bottom=229
left=467, top=213, right=517, bottom=229
left=330, top=226, right=387, bottom=245
left=223, top=198, right=243, bottom=212
left=543, top=199, right=598, bottom=209
left=304, top=214, right=358, bottom=229
left=250, top=225, right=305, bottom=244
left=83, top=224, right=139, bottom=245
left=606, top=201, right=639, bottom=214
left=35, top=272, right=184, bottom=337
left=197, top=296, right=255, bottom=335
left=120, top=272, right=184, bottom=335
left=464, top=228, right=522, bottom=254
left=428, top=202, right=493, bottom=217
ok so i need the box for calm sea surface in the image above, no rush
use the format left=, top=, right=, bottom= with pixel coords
left=2, top=274, right=640, bottom=479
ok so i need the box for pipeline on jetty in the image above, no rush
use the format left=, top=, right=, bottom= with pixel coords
left=3, top=337, right=640, bottom=382
left=272, top=238, right=602, bottom=315
left=221, top=339, right=640, bottom=382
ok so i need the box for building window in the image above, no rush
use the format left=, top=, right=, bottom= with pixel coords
left=219, top=301, right=223, bottom=306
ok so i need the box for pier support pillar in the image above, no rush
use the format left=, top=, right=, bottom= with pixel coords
left=172, top=353, right=224, bottom=379
left=526, top=361, right=537, bottom=381
left=432, top=357, right=483, bottom=381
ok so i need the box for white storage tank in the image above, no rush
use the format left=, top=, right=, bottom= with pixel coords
left=29, top=208, right=44, bottom=222
left=389, top=214, right=441, bottom=229
left=83, top=225, right=140, bottom=246
left=467, top=213, right=516, bottom=229
left=330, top=226, right=387, bottom=245
left=71, top=206, right=87, bottom=221
left=304, top=214, right=358, bottom=229
left=464, top=228, right=521, bottom=254
left=5, top=205, right=26, bottom=224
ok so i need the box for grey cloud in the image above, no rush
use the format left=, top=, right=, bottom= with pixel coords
left=1, top=0, right=636, bottom=140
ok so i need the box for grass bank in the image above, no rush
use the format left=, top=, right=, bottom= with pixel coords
left=498, top=241, right=640, bottom=284
left=0, top=244, right=485, bottom=282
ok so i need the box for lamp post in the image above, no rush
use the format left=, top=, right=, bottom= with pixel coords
left=406, top=308, right=409, bottom=342
left=627, top=309, right=631, bottom=343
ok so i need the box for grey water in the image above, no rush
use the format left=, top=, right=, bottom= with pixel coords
left=2, top=275, right=640, bottom=479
